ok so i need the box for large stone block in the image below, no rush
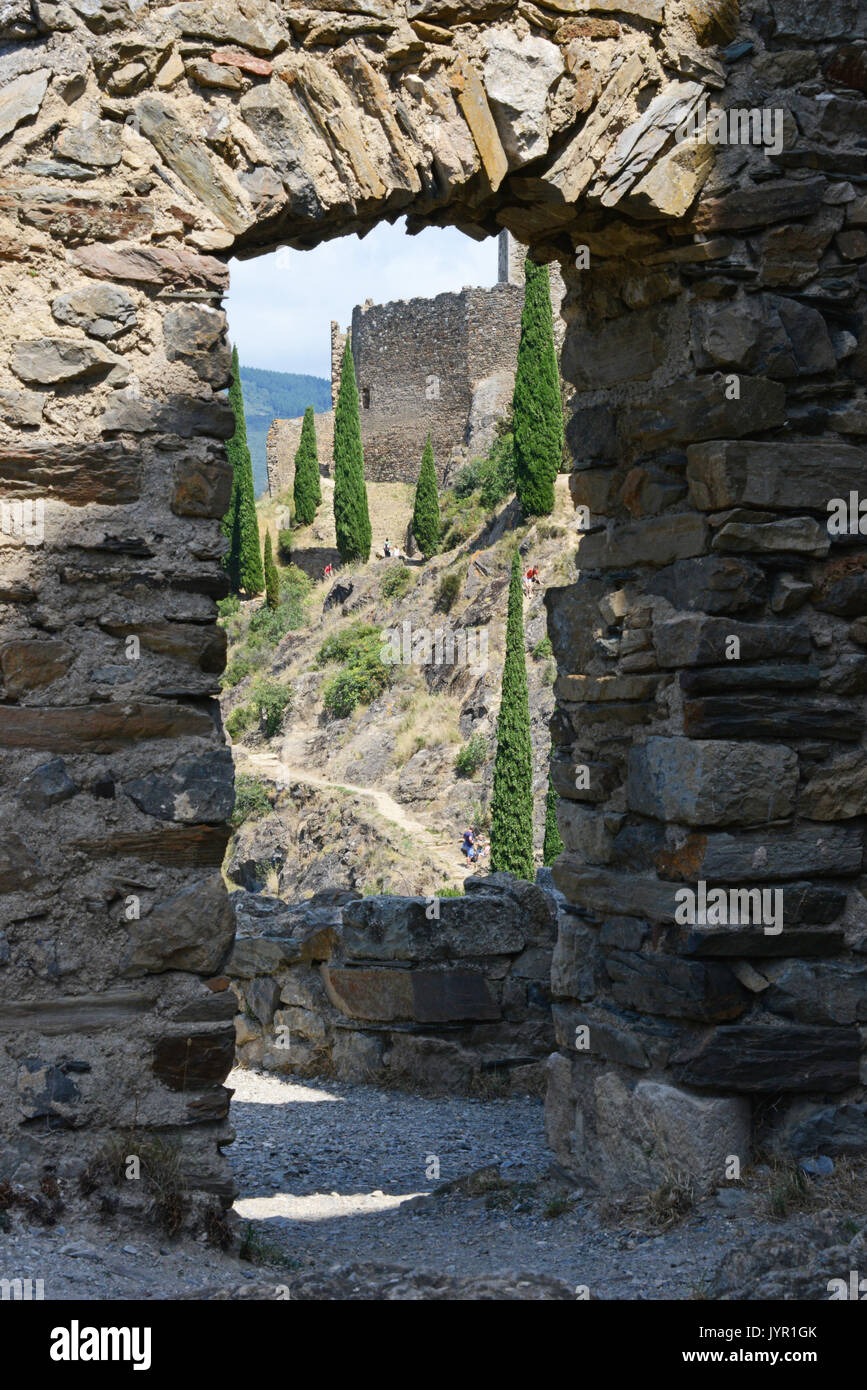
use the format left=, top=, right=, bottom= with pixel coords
left=675, top=1024, right=861, bottom=1092
left=123, top=874, right=235, bottom=976
left=604, top=949, right=747, bottom=1022
left=687, top=439, right=867, bottom=512
left=653, top=614, right=811, bottom=667
left=577, top=513, right=708, bottom=569
left=123, top=749, right=235, bottom=824
left=645, top=555, right=765, bottom=615
left=621, top=375, right=786, bottom=449
left=627, top=736, right=798, bottom=826
left=656, top=825, right=862, bottom=882
left=342, top=891, right=524, bottom=960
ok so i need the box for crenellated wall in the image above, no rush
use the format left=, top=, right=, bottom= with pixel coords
left=1, top=0, right=865, bottom=1229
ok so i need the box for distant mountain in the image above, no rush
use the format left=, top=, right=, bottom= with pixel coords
left=239, top=365, right=331, bottom=496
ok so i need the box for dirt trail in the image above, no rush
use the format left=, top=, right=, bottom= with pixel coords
left=238, top=741, right=467, bottom=888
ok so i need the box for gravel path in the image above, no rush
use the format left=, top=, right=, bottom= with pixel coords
left=1, top=1067, right=783, bottom=1300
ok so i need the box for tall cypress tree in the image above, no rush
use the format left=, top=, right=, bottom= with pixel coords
left=411, top=434, right=440, bottom=560
left=490, top=550, right=534, bottom=880
left=263, top=531, right=279, bottom=611
left=512, top=257, right=563, bottom=518
left=543, top=762, right=564, bottom=867
left=222, top=344, right=264, bottom=595
left=293, top=405, right=321, bottom=526
left=332, top=339, right=372, bottom=564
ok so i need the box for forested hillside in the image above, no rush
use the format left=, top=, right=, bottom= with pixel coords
left=240, top=365, right=331, bottom=495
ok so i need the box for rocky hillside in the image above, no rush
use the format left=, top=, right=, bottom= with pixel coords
left=220, top=477, right=576, bottom=899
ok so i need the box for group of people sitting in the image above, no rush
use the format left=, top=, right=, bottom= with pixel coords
left=460, top=827, right=489, bottom=866
left=521, top=565, right=541, bottom=596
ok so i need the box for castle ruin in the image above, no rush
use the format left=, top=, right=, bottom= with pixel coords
left=266, top=230, right=565, bottom=497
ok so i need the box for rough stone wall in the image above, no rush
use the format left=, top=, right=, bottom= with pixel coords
left=350, top=280, right=523, bottom=482
left=228, top=874, right=557, bottom=1093
left=543, top=5, right=867, bottom=1193
left=266, top=410, right=334, bottom=499
left=2, top=0, right=866, bottom=1224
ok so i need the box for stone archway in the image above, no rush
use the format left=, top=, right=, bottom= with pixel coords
left=1, top=0, right=866, bottom=1217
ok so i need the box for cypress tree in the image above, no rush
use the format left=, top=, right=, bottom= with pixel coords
left=543, top=763, right=564, bottom=867
left=411, top=434, right=440, bottom=559
left=222, top=345, right=264, bottom=595
left=512, top=257, right=563, bottom=518
left=293, top=405, right=321, bottom=526
left=263, top=531, right=279, bottom=611
left=332, top=339, right=372, bottom=564
left=490, top=550, right=534, bottom=880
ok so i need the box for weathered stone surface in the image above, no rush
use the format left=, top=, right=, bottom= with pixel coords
left=784, top=1102, right=867, bottom=1157
left=100, top=390, right=234, bottom=438
left=688, top=440, right=867, bottom=512
left=676, top=925, right=846, bottom=958
left=17, top=1058, right=83, bottom=1125
left=683, top=695, right=859, bottom=741
left=562, top=307, right=668, bottom=389
left=0, top=68, right=49, bottom=141
left=124, top=874, right=235, bottom=975
left=163, top=304, right=230, bottom=386
left=0, top=832, right=39, bottom=892
left=646, top=556, right=765, bottom=614
left=123, top=749, right=234, bottom=824
left=152, top=1026, right=235, bottom=1090
left=168, top=0, right=288, bottom=54
left=52, top=283, right=137, bottom=340
left=69, top=242, right=228, bottom=290
left=9, top=191, right=154, bottom=244
left=54, top=118, right=122, bottom=167
left=227, top=936, right=308, bottom=978
left=691, top=295, right=836, bottom=378
left=711, top=517, right=829, bottom=557
left=65, top=825, right=231, bottom=866
left=136, top=97, right=251, bottom=233
left=604, top=949, right=746, bottom=1022
left=653, top=614, right=811, bottom=667
left=19, top=757, right=78, bottom=811
left=0, top=702, right=215, bottom=751
left=0, top=993, right=154, bottom=1035
left=0, top=639, right=73, bottom=697
left=763, top=960, right=867, bottom=1026
left=621, top=376, right=786, bottom=449
left=0, top=387, right=45, bottom=425
left=691, top=177, right=827, bottom=232
left=342, top=892, right=524, bottom=961
left=171, top=454, right=233, bottom=518
left=450, top=54, right=508, bottom=192
left=552, top=859, right=681, bottom=923
left=801, top=749, right=867, bottom=820
left=10, top=338, right=127, bottom=386
left=482, top=30, right=563, bottom=165
left=627, top=737, right=798, bottom=826
left=577, top=513, right=708, bottom=569
left=211, top=48, right=274, bottom=76
left=633, top=1081, right=750, bottom=1188
left=676, top=1024, right=861, bottom=1092
left=325, top=966, right=499, bottom=1022
left=657, top=825, right=862, bottom=883
left=99, top=619, right=226, bottom=673
left=185, top=57, right=244, bottom=90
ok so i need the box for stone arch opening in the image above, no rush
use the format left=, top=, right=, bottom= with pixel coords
left=2, top=0, right=866, bottom=1232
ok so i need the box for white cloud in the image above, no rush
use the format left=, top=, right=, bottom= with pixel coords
left=226, top=219, right=498, bottom=380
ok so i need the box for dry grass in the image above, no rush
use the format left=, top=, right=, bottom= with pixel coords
left=393, top=689, right=461, bottom=766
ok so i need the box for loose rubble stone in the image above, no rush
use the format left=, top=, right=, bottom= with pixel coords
left=52, top=283, right=137, bottom=340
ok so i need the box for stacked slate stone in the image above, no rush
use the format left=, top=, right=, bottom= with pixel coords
left=545, top=2, right=867, bottom=1192
left=228, top=875, right=556, bottom=1093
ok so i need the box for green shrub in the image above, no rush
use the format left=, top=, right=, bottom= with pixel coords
left=231, top=774, right=272, bottom=826
left=533, top=636, right=553, bottom=660
left=454, top=732, right=488, bottom=778
left=541, top=660, right=555, bottom=686
left=411, top=434, right=441, bottom=559
left=278, top=529, right=293, bottom=562
left=217, top=594, right=241, bottom=620
left=380, top=565, right=413, bottom=600
left=250, top=675, right=292, bottom=738
left=318, top=621, right=390, bottom=719
left=453, top=424, right=515, bottom=510
left=221, top=654, right=253, bottom=689
left=435, top=569, right=463, bottom=614
left=316, top=621, right=380, bottom=667
left=225, top=703, right=257, bottom=740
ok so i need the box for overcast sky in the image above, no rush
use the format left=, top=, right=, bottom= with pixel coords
left=226, top=218, right=498, bottom=380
